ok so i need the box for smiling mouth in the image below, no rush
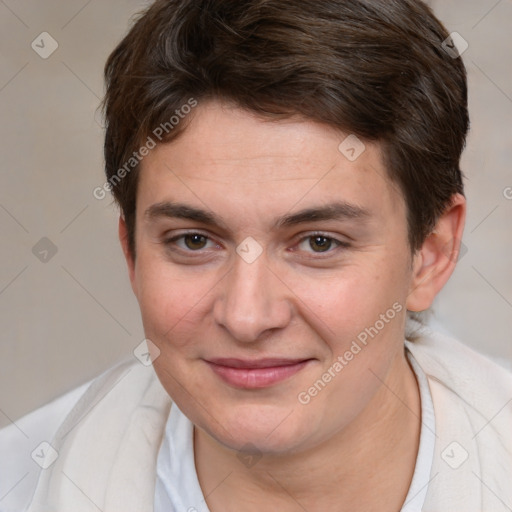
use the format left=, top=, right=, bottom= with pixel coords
left=204, top=358, right=313, bottom=389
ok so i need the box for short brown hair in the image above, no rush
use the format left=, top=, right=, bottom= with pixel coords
left=102, top=0, right=469, bottom=259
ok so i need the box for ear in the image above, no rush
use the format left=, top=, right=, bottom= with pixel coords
left=118, top=214, right=138, bottom=296
left=406, top=193, right=466, bottom=312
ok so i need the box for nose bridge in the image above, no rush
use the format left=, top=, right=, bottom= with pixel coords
left=214, top=254, right=290, bottom=342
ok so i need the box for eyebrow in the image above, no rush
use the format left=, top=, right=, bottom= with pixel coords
left=144, top=200, right=371, bottom=229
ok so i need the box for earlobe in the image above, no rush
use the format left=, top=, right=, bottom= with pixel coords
left=406, top=193, right=466, bottom=312
left=118, top=215, right=137, bottom=295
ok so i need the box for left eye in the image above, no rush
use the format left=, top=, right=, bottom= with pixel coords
left=170, top=233, right=216, bottom=251
left=297, top=235, right=343, bottom=253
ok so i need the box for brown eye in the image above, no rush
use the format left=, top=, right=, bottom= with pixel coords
left=184, top=234, right=208, bottom=250
left=309, top=236, right=333, bottom=252
left=296, top=233, right=347, bottom=256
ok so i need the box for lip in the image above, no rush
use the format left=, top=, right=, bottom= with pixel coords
left=205, top=358, right=312, bottom=389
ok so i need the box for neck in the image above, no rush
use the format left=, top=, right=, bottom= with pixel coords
left=194, top=349, right=421, bottom=512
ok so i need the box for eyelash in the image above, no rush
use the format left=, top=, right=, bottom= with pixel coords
left=162, top=230, right=351, bottom=257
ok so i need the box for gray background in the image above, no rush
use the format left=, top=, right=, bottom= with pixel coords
left=0, top=0, right=511, bottom=428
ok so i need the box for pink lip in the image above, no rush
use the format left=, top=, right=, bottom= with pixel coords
left=205, top=358, right=312, bottom=389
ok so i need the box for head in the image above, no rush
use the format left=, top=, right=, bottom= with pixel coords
left=102, top=0, right=468, bottom=454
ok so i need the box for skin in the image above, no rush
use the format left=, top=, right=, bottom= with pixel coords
left=119, top=100, right=466, bottom=511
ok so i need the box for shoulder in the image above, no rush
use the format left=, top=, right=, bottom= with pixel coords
left=405, top=319, right=512, bottom=439
left=405, top=319, right=512, bottom=393
left=406, top=321, right=512, bottom=508
left=0, top=381, right=91, bottom=512
left=23, top=359, right=170, bottom=511
left=0, top=357, right=156, bottom=512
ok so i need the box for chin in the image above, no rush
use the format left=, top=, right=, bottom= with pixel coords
left=199, top=403, right=318, bottom=455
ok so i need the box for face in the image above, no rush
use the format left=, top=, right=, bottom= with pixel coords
left=125, top=100, right=417, bottom=455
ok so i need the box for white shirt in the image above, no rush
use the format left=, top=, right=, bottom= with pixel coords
left=154, top=347, right=436, bottom=511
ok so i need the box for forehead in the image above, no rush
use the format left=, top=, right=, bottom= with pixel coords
left=137, top=101, right=405, bottom=224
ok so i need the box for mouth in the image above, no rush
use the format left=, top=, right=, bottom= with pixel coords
left=204, top=358, right=313, bottom=389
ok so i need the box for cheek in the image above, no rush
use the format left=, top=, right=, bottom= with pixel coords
left=287, top=256, right=407, bottom=335
left=133, top=253, right=218, bottom=347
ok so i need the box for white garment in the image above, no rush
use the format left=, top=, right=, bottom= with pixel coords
left=153, top=348, right=436, bottom=512
left=0, top=321, right=511, bottom=511
left=0, top=383, right=90, bottom=512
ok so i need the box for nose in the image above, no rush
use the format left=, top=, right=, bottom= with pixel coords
left=213, top=253, right=292, bottom=343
